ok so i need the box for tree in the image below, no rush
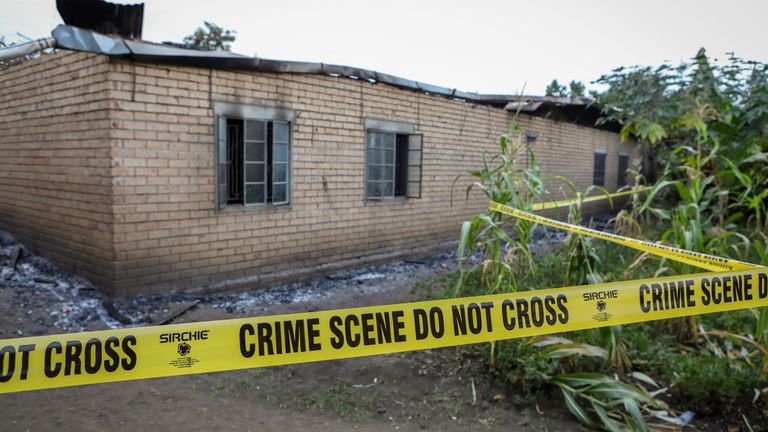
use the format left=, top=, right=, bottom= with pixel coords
left=593, top=48, right=768, bottom=201
left=568, top=80, right=585, bottom=97
left=594, top=48, right=768, bottom=150
left=545, top=79, right=568, bottom=97
left=545, top=79, right=586, bottom=98
left=183, top=22, right=236, bottom=51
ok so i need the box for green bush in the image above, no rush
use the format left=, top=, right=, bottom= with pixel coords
left=666, top=354, right=760, bottom=414
left=488, top=339, right=559, bottom=394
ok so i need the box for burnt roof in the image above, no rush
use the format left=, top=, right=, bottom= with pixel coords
left=56, top=0, right=144, bottom=39
left=51, top=24, right=619, bottom=132
left=505, top=96, right=621, bottom=132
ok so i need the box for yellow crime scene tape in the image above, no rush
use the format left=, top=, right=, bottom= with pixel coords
left=529, top=187, right=652, bottom=212
left=1, top=192, right=766, bottom=393
left=489, top=200, right=759, bottom=272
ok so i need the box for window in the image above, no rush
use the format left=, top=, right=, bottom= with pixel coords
left=364, top=119, right=422, bottom=200
left=215, top=102, right=294, bottom=210
left=593, top=151, right=606, bottom=186
left=618, top=154, right=629, bottom=187
left=525, top=132, right=537, bottom=147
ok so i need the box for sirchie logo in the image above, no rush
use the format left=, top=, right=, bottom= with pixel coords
left=177, top=342, right=192, bottom=356
left=597, top=300, right=607, bottom=312
left=169, top=342, right=200, bottom=368
left=592, top=299, right=612, bottom=322
left=584, top=290, right=615, bottom=322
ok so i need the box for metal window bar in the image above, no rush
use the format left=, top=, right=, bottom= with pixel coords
left=406, top=134, right=423, bottom=198
left=271, top=121, right=290, bottom=205
left=244, top=119, right=267, bottom=205
left=216, top=116, right=228, bottom=209
left=366, top=131, right=396, bottom=199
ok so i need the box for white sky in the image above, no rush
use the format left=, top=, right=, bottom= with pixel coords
left=2, top=0, right=767, bottom=95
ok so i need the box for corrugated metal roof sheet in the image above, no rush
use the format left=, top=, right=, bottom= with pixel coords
left=51, top=24, right=618, bottom=131
left=56, top=0, right=144, bottom=39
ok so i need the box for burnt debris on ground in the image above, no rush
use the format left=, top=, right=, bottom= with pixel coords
left=0, top=230, right=115, bottom=336
left=0, top=212, right=616, bottom=336
left=111, top=251, right=461, bottom=327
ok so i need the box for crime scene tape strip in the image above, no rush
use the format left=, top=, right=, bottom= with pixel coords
left=0, top=268, right=767, bottom=393
left=0, top=190, right=763, bottom=393
left=489, top=201, right=759, bottom=272
left=530, top=187, right=652, bottom=212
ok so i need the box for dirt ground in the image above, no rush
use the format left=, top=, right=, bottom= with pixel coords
left=0, top=231, right=580, bottom=432
left=3, top=223, right=755, bottom=431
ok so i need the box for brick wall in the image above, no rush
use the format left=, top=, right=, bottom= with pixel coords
left=519, top=115, right=639, bottom=218
left=0, top=50, right=638, bottom=296
left=0, top=51, right=115, bottom=287
left=105, top=60, right=505, bottom=294
left=105, top=58, right=637, bottom=295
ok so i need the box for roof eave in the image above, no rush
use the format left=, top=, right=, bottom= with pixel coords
left=51, top=24, right=621, bottom=131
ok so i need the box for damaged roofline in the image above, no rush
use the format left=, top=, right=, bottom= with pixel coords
left=51, top=25, right=619, bottom=130
left=51, top=25, right=518, bottom=105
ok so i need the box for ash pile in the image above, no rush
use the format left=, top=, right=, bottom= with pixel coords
left=0, top=231, right=114, bottom=337
left=0, top=229, right=461, bottom=336
left=0, top=213, right=613, bottom=337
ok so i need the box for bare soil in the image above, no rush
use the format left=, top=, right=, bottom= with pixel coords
left=0, top=231, right=578, bottom=432
left=3, top=221, right=757, bottom=431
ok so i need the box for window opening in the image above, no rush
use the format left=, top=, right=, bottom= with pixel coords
left=365, top=130, right=422, bottom=200
left=593, top=152, right=606, bottom=186
left=218, top=117, right=290, bottom=208
left=227, top=119, right=244, bottom=203
left=618, top=154, right=629, bottom=187
left=394, top=134, right=409, bottom=197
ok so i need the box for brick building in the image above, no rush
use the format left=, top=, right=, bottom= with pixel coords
left=0, top=26, right=638, bottom=296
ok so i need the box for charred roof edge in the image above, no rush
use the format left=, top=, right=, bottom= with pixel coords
left=51, top=24, right=621, bottom=131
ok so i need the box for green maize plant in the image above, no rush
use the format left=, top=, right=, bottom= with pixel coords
left=453, top=117, right=546, bottom=297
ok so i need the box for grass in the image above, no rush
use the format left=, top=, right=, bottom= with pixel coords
left=308, top=381, right=376, bottom=419
left=416, top=225, right=768, bottom=427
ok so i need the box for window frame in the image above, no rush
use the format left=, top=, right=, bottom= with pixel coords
left=365, top=130, right=397, bottom=200
left=214, top=102, right=296, bottom=210
left=593, top=150, right=607, bottom=187
left=363, top=119, right=422, bottom=201
left=525, top=132, right=538, bottom=147
left=618, top=153, right=630, bottom=187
